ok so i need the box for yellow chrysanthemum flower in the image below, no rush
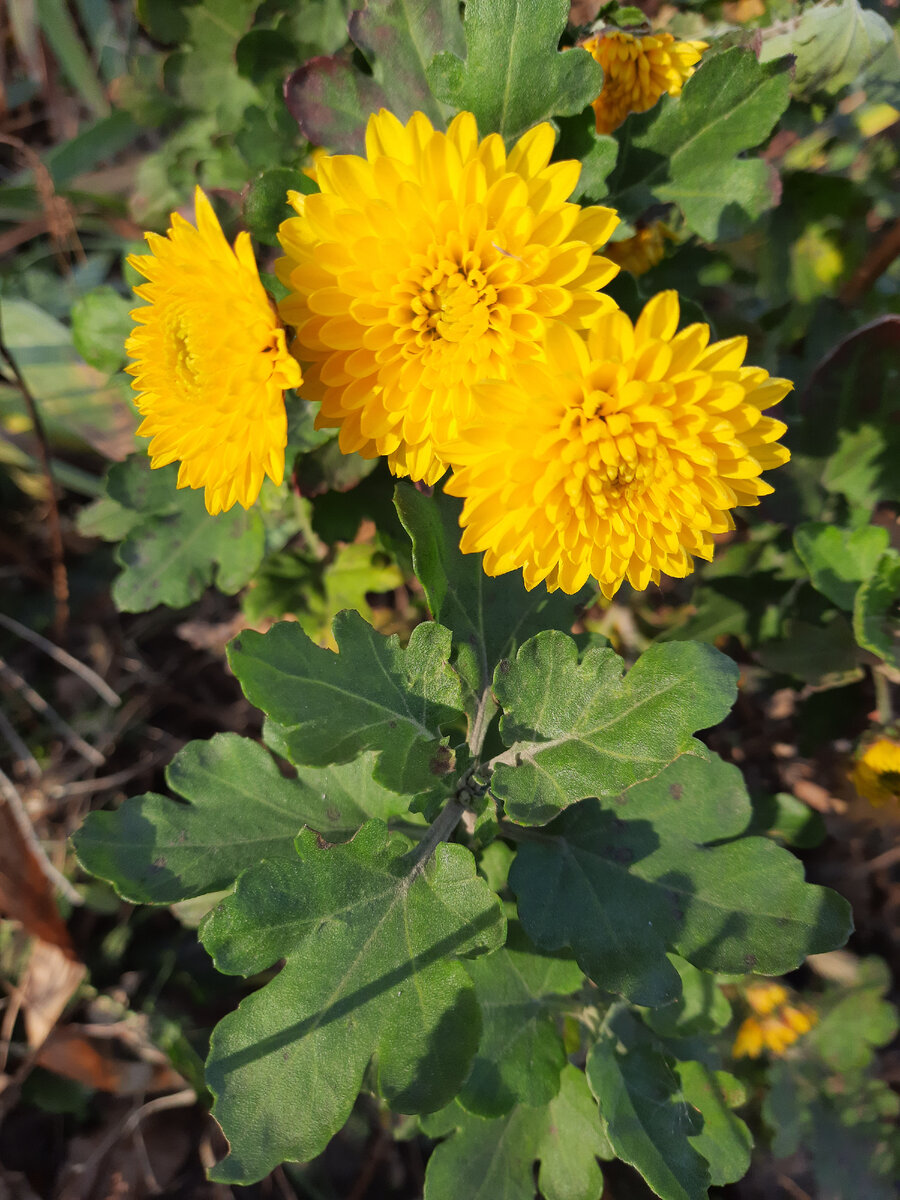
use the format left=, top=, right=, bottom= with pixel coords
left=276, top=109, right=620, bottom=484
left=850, top=738, right=900, bottom=806
left=445, top=290, right=791, bottom=597
left=732, top=981, right=817, bottom=1059
left=605, top=222, right=671, bottom=276
left=126, top=187, right=301, bottom=515
left=583, top=30, right=708, bottom=134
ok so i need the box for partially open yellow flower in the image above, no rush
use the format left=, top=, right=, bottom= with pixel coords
left=583, top=30, right=707, bottom=134
left=605, top=222, right=671, bottom=276
left=851, top=738, right=900, bottom=806
left=276, top=109, right=620, bottom=484
left=126, top=187, right=301, bottom=515
left=445, top=291, right=791, bottom=597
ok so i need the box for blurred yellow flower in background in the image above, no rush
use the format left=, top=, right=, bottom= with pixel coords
left=733, top=979, right=817, bottom=1058
left=851, top=738, right=900, bottom=806
left=605, top=222, right=671, bottom=276
left=445, top=290, right=791, bottom=596
left=276, top=109, right=620, bottom=484
left=126, top=187, right=300, bottom=515
left=583, top=30, right=707, bottom=134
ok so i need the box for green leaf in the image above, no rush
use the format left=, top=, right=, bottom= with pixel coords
left=641, top=955, right=732, bottom=1039
left=678, top=1062, right=752, bottom=1188
left=794, top=522, right=890, bottom=610
left=228, top=613, right=464, bottom=795
left=243, top=167, right=317, bottom=246
left=201, top=821, right=505, bottom=1183
left=70, top=286, right=133, bottom=374
left=423, top=1065, right=608, bottom=1200
left=427, top=0, right=603, bottom=143
left=806, top=957, right=899, bottom=1072
left=459, top=923, right=583, bottom=1117
left=607, top=48, right=792, bottom=240
left=298, top=543, right=404, bottom=648
left=490, top=634, right=738, bottom=826
left=554, top=110, right=620, bottom=203
left=509, top=754, right=851, bottom=1005
left=395, top=483, right=586, bottom=725
left=35, top=0, right=109, bottom=116
left=587, top=1009, right=709, bottom=1200
left=73, top=734, right=414, bottom=904
left=755, top=615, right=863, bottom=687
left=759, top=0, right=894, bottom=99
left=853, top=551, right=900, bottom=666
left=0, top=297, right=136, bottom=460
left=285, top=0, right=464, bottom=152
left=111, top=465, right=265, bottom=612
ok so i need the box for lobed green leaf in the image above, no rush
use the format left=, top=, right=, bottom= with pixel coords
left=794, top=522, right=890, bottom=611
left=490, top=633, right=738, bottom=826
left=202, top=820, right=505, bottom=1183
left=509, top=754, right=851, bottom=1005
left=228, top=612, right=464, bottom=794
left=427, top=0, right=603, bottom=144
left=73, top=734, right=413, bottom=903
left=606, top=48, right=791, bottom=239
left=423, top=1064, right=609, bottom=1200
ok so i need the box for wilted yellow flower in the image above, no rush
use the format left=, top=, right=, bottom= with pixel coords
left=583, top=30, right=707, bottom=134
left=605, top=223, right=671, bottom=276
left=732, top=982, right=817, bottom=1059
left=126, top=187, right=301, bottom=515
left=851, top=738, right=900, bottom=806
left=445, top=290, right=791, bottom=597
left=276, top=109, right=620, bottom=484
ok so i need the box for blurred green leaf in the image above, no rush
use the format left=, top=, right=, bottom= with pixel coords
left=759, top=0, right=895, bottom=99
left=36, top=0, right=109, bottom=116
left=243, top=166, right=317, bottom=245
left=286, top=0, right=464, bottom=152
left=794, top=522, right=890, bottom=610
left=71, top=286, right=132, bottom=374
left=854, top=551, right=900, bottom=666
left=0, top=297, right=135, bottom=460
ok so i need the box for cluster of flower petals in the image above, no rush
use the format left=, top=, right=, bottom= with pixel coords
left=732, top=980, right=817, bottom=1059
left=582, top=29, right=707, bottom=134
left=444, top=290, right=791, bottom=597
left=126, top=187, right=300, bottom=515
left=274, top=108, right=621, bottom=484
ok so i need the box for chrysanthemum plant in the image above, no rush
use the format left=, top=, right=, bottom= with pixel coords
left=75, top=0, right=900, bottom=1194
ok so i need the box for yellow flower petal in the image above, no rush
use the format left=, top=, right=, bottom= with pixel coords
left=850, top=737, right=900, bottom=805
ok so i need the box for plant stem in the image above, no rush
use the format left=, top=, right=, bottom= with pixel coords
left=872, top=666, right=893, bottom=725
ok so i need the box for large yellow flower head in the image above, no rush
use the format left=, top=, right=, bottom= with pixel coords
left=275, top=109, right=620, bottom=485
left=126, top=187, right=301, bottom=515
left=583, top=30, right=707, bottom=134
left=444, top=291, right=791, bottom=597
left=850, top=737, right=900, bottom=805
